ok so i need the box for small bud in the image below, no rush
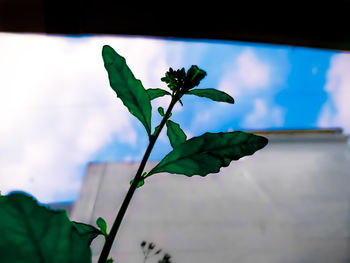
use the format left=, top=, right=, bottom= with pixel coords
left=161, top=67, right=186, bottom=92
left=158, top=253, right=172, bottom=263
left=141, top=241, right=146, bottom=247
left=185, top=65, right=206, bottom=90
left=158, top=107, right=165, bottom=117
left=148, top=242, right=155, bottom=250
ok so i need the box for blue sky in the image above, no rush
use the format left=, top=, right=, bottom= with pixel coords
left=0, top=33, right=349, bottom=202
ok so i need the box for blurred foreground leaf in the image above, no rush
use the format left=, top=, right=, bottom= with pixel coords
left=0, top=192, right=100, bottom=263
left=148, top=131, right=268, bottom=177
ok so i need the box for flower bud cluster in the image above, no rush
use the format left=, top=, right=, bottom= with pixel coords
left=161, top=65, right=206, bottom=97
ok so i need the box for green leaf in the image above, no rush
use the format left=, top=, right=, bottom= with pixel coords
left=186, top=88, right=234, bottom=104
left=102, top=45, right=152, bottom=136
left=147, top=88, right=171, bottom=100
left=0, top=192, right=100, bottom=263
left=96, top=217, right=108, bottom=237
left=72, top=221, right=102, bottom=245
left=166, top=120, right=187, bottom=148
left=147, top=131, right=268, bottom=177
left=158, top=106, right=165, bottom=116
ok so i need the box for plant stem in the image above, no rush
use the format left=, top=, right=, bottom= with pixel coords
left=142, top=251, right=149, bottom=263
left=98, top=98, right=177, bottom=263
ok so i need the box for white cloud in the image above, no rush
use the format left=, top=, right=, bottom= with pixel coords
left=318, top=53, right=350, bottom=134
left=189, top=48, right=280, bottom=132
left=241, top=99, right=285, bottom=129
left=0, top=33, right=169, bottom=202
left=236, top=49, right=271, bottom=88
left=218, top=48, right=271, bottom=97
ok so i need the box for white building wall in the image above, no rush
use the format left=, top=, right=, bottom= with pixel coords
left=71, top=131, right=350, bottom=263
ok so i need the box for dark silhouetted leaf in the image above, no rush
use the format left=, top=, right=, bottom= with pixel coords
left=147, top=88, right=171, bottom=100
left=166, top=120, right=187, bottom=148
left=96, top=217, right=108, bottom=237
left=147, top=131, right=268, bottom=177
left=102, top=45, right=152, bottom=136
left=186, top=88, right=234, bottom=104
left=0, top=192, right=100, bottom=263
